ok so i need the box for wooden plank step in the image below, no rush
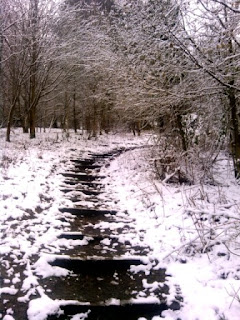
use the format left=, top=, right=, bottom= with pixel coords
left=62, top=180, right=104, bottom=188
left=61, top=173, right=105, bottom=181
left=49, top=256, right=146, bottom=273
left=74, top=164, right=101, bottom=169
left=38, top=257, right=172, bottom=306
left=59, top=208, right=117, bottom=216
left=57, top=232, right=104, bottom=241
left=70, top=159, right=95, bottom=165
left=47, top=301, right=179, bottom=320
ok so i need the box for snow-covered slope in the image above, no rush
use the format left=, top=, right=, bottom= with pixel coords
left=0, top=129, right=240, bottom=320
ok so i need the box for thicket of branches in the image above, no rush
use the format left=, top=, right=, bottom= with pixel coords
left=0, top=0, right=240, bottom=180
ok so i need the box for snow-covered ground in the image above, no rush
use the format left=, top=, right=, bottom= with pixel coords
left=0, top=128, right=240, bottom=320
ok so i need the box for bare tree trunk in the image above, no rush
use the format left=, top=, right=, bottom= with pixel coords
left=29, top=0, right=38, bottom=139
left=92, top=104, right=97, bottom=138
left=22, top=114, right=29, bottom=133
left=6, top=94, right=20, bottom=142
left=73, top=88, right=77, bottom=133
left=176, top=113, right=187, bottom=152
left=6, top=105, right=15, bottom=142
left=63, top=91, right=69, bottom=134
left=0, top=6, right=4, bottom=126
left=228, top=85, right=240, bottom=178
left=29, top=105, right=36, bottom=139
left=43, top=109, right=46, bottom=133
left=226, top=36, right=240, bottom=178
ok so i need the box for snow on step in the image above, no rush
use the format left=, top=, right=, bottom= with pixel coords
left=33, top=254, right=180, bottom=319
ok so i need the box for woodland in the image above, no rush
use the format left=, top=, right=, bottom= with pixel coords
left=1, top=2, right=240, bottom=319
left=1, top=0, right=240, bottom=182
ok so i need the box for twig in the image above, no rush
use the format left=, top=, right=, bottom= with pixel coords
left=163, top=166, right=180, bottom=184
left=223, top=242, right=240, bottom=258
left=227, top=284, right=240, bottom=309
left=161, top=230, right=211, bottom=261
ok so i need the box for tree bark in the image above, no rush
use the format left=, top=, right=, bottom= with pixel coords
left=63, top=91, right=70, bottom=134
left=6, top=105, right=15, bottom=142
left=29, top=105, right=36, bottom=139
left=228, top=85, right=240, bottom=178
left=6, top=95, right=20, bottom=142
left=176, top=113, right=187, bottom=152
left=73, top=89, right=77, bottom=133
left=92, top=105, right=97, bottom=138
left=28, top=0, right=38, bottom=139
left=22, top=115, right=29, bottom=133
left=0, top=6, right=4, bottom=126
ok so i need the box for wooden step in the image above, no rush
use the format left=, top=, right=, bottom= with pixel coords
left=59, top=208, right=117, bottom=216
left=47, top=301, right=179, bottom=320
left=62, top=173, right=105, bottom=181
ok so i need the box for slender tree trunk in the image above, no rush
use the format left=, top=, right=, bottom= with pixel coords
left=0, top=7, right=4, bottom=126
left=92, top=104, right=97, bottom=138
left=73, top=89, right=77, bottom=133
left=6, top=104, right=15, bottom=142
left=226, top=33, right=240, bottom=178
left=176, top=113, right=187, bottom=152
left=18, top=98, right=28, bottom=133
left=63, top=91, right=69, bottom=134
left=29, top=105, right=36, bottom=139
left=43, top=109, right=46, bottom=133
left=29, top=0, right=38, bottom=139
left=22, top=115, right=29, bottom=133
left=228, top=85, right=240, bottom=178
left=6, top=94, right=20, bottom=142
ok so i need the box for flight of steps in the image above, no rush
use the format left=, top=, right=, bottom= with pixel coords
left=41, top=150, right=181, bottom=320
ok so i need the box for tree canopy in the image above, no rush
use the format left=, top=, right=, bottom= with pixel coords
left=1, top=0, right=240, bottom=178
